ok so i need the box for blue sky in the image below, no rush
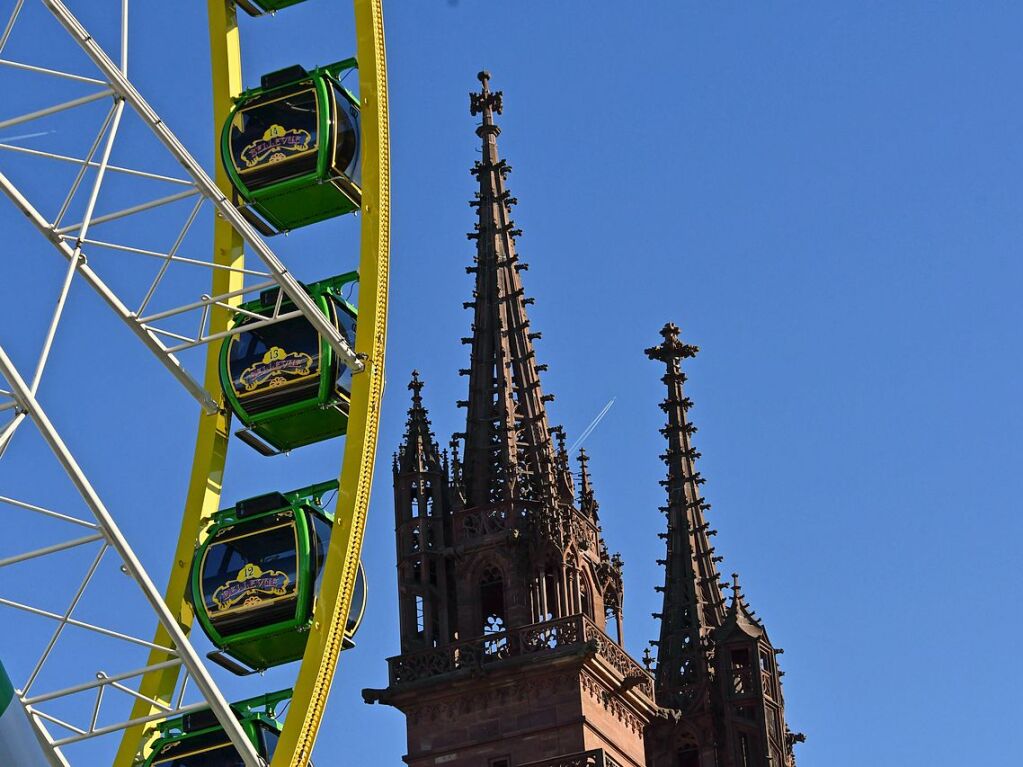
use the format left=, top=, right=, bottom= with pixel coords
left=1, top=2, right=1020, bottom=765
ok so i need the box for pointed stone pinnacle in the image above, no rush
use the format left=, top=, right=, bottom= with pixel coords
left=409, top=369, right=424, bottom=396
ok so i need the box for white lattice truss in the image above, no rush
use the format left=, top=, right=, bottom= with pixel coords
left=0, top=1, right=359, bottom=764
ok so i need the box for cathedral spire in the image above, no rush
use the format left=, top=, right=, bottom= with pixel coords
left=646, top=323, right=726, bottom=712
left=397, top=370, right=442, bottom=475
left=460, top=71, right=561, bottom=510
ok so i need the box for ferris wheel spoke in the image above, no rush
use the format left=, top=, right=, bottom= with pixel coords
left=0, top=88, right=113, bottom=133
left=0, top=0, right=26, bottom=55
left=23, top=542, right=109, bottom=695
left=0, top=411, right=26, bottom=457
left=2, top=1, right=390, bottom=764
left=0, top=0, right=362, bottom=416
left=42, top=0, right=362, bottom=370
left=0, top=345, right=265, bottom=767
left=0, top=597, right=177, bottom=655
left=0, top=57, right=106, bottom=85
left=0, top=141, right=193, bottom=186
left=55, top=188, right=202, bottom=238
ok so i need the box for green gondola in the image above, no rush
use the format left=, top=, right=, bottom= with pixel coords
left=143, top=689, right=298, bottom=766
left=220, top=272, right=357, bottom=455
left=190, top=482, right=367, bottom=674
left=235, top=0, right=307, bottom=16
left=222, top=59, right=361, bottom=233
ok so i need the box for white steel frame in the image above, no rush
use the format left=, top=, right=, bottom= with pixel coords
left=0, top=1, right=361, bottom=764
left=0, top=344, right=264, bottom=766
left=0, top=0, right=363, bottom=416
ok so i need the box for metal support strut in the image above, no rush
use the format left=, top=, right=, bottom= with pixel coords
left=0, top=344, right=265, bottom=767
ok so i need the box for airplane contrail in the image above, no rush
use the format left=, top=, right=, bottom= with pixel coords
left=0, top=130, right=55, bottom=143
left=568, top=397, right=616, bottom=454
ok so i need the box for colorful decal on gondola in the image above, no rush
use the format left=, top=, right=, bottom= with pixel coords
left=238, top=346, right=314, bottom=392
left=212, top=563, right=291, bottom=612
left=156, top=741, right=181, bottom=757
left=240, top=123, right=313, bottom=168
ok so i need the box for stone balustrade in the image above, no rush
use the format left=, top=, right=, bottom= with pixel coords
left=387, top=614, right=653, bottom=700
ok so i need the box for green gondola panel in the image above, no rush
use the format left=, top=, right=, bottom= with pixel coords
left=143, top=689, right=297, bottom=766
left=222, top=59, right=361, bottom=233
left=235, top=0, right=307, bottom=17
left=189, top=482, right=367, bottom=674
left=220, top=272, right=357, bottom=455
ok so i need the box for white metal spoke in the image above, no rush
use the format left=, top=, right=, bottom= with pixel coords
left=55, top=187, right=199, bottom=237
left=24, top=543, right=109, bottom=694
left=0, top=1, right=27, bottom=55
left=52, top=103, right=119, bottom=230
left=25, top=661, right=182, bottom=707
left=0, top=88, right=114, bottom=132
left=0, top=141, right=193, bottom=185
left=0, top=56, right=106, bottom=85
left=0, top=3, right=373, bottom=763
left=80, top=238, right=270, bottom=277
left=0, top=167, right=217, bottom=411
left=0, top=495, right=99, bottom=529
left=0, top=0, right=363, bottom=419
left=41, top=0, right=361, bottom=373
left=0, top=410, right=26, bottom=455
left=30, top=250, right=81, bottom=393
left=0, top=345, right=263, bottom=767
left=51, top=701, right=207, bottom=748
left=30, top=708, right=86, bottom=737
left=0, top=533, right=105, bottom=568
left=0, top=597, right=177, bottom=654
left=135, top=196, right=206, bottom=317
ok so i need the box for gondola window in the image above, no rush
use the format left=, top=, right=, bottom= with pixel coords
left=330, top=82, right=359, bottom=177
left=229, top=88, right=319, bottom=190
left=201, top=522, right=300, bottom=634
left=227, top=316, right=321, bottom=415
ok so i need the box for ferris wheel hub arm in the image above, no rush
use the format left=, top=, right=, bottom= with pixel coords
left=0, top=344, right=263, bottom=767
left=0, top=168, right=219, bottom=414
left=40, top=0, right=363, bottom=376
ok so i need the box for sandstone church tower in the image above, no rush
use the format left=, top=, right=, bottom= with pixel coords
left=365, top=73, right=801, bottom=767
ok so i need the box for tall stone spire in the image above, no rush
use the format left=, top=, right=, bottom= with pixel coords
left=459, top=70, right=566, bottom=510
left=366, top=75, right=658, bottom=767
left=645, top=323, right=726, bottom=712
left=644, top=324, right=800, bottom=767
left=392, top=372, right=455, bottom=652
left=396, top=370, right=442, bottom=475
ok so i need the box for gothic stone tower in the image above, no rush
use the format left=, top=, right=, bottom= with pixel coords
left=363, top=72, right=658, bottom=767
left=643, top=325, right=800, bottom=767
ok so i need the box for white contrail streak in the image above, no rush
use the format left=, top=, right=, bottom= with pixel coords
left=568, top=397, right=616, bottom=454
left=0, top=130, right=54, bottom=142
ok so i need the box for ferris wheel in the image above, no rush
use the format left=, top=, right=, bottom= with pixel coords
left=0, top=1, right=389, bottom=765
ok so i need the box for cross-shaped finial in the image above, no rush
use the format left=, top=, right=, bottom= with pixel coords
left=470, top=69, right=504, bottom=117
left=642, top=647, right=654, bottom=671
left=408, top=369, right=424, bottom=396
left=644, top=322, right=699, bottom=363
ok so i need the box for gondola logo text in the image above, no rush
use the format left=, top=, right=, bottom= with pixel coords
left=212, top=563, right=291, bottom=611
left=239, top=346, right=314, bottom=391
left=240, top=124, right=312, bottom=168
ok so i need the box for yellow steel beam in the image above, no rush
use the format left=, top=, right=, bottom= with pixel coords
left=270, top=0, right=390, bottom=763
left=112, top=2, right=244, bottom=764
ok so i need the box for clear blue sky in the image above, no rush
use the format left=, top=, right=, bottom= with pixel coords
left=1, top=2, right=1019, bottom=765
